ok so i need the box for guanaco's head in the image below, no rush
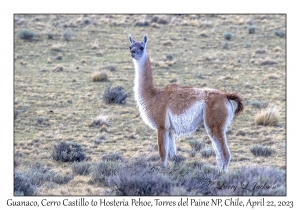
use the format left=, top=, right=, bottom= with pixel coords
left=128, top=34, right=148, bottom=60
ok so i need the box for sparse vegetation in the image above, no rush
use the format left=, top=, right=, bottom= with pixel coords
left=62, top=29, right=74, bottom=41
left=222, top=41, right=229, bottom=49
left=107, top=157, right=172, bottom=195
left=223, top=32, right=233, bottom=40
left=102, top=152, right=123, bottom=162
left=14, top=109, right=19, bottom=119
left=246, top=100, right=268, bottom=109
left=52, top=141, right=86, bottom=162
left=90, top=114, right=109, bottom=127
left=188, top=139, right=205, bottom=151
left=274, top=30, right=286, bottom=38
left=14, top=171, right=37, bottom=196
left=250, top=144, right=273, bottom=157
left=71, top=161, right=92, bottom=175
left=18, top=29, right=35, bottom=40
left=200, top=148, right=215, bottom=158
left=102, top=86, right=128, bottom=104
left=36, top=116, right=45, bottom=124
left=248, top=25, right=257, bottom=34
left=255, top=107, right=279, bottom=126
left=91, top=160, right=121, bottom=183
left=52, top=173, right=74, bottom=184
left=14, top=14, right=285, bottom=195
left=46, top=32, right=54, bottom=39
left=211, top=166, right=285, bottom=195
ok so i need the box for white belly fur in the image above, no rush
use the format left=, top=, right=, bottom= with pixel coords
left=166, top=101, right=205, bottom=137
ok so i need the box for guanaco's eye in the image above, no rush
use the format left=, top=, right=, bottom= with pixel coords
left=140, top=47, right=144, bottom=50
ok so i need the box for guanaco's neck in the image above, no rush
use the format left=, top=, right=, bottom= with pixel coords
left=133, top=53, right=156, bottom=100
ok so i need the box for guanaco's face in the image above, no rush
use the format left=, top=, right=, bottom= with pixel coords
left=128, top=34, right=148, bottom=60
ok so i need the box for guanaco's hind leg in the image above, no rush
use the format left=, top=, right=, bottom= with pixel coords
left=204, top=93, right=233, bottom=172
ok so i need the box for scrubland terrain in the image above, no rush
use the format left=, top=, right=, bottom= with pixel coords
left=14, top=14, right=286, bottom=195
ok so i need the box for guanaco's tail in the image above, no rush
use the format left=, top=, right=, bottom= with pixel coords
left=225, top=93, right=244, bottom=116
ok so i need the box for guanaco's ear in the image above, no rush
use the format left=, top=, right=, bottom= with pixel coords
left=129, top=34, right=135, bottom=44
left=142, top=34, right=148, bottom=46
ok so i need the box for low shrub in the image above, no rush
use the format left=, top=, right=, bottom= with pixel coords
left=210, top=166, right=286, bottom=195
left=250, top=144, right=273, bottom=157
left=248, top=25, right=257, bottom=34
left=200, top=148, right=215, bottom=158
left=91, top=161, right=121, bottom=183
left=223, top=32, right=233, bottom=41
left=18, top=29, right=35, bottom=40
left=14, top=171, right=37, bottom=196
left=188, top=139, right=205, bottom=151
left=102, top=152, right=123, bottom=162
left=103, top=86, right=128, bottom=104
left=71, top=161, right=92, bottom=175
left=62, top=29, right=74, bottom=41
left=24, top=163, right=55, bottom=187
left=274, top=30, right=286, bottom=38
left=52, top=141, right=86, bottom=162
left=108, top=158, right=171, bottom=195
left=52, top=173, right=74, bottom=184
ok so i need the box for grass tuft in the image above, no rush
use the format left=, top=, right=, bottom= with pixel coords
left=92, top=71, right=107, bottom=82
left=90, top=114, right=109, bottom=127
left=255, top=107, right=279, bottom=126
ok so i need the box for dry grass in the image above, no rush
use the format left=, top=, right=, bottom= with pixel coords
left=14, top=14, right=286, bottom=195
left=255, top=107, right=280, bottom=126
left=90, top=114, right=110, bottom=127
left=91, top=71, right=108, bottom=82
